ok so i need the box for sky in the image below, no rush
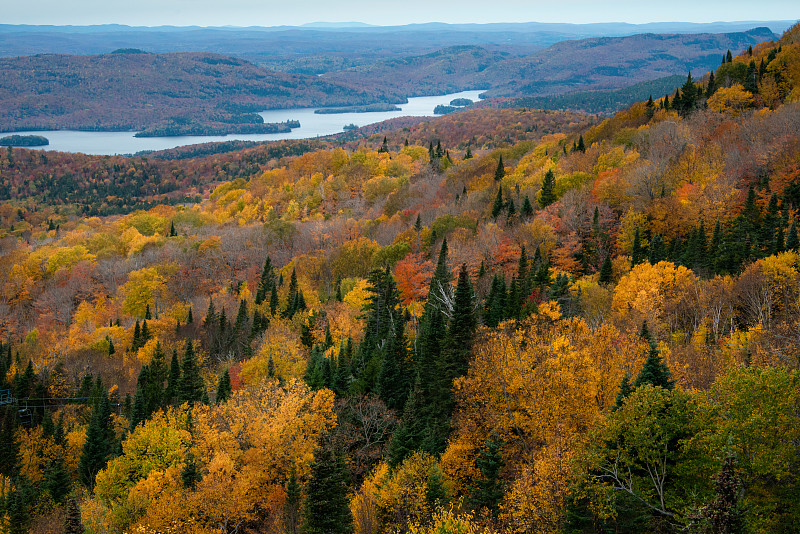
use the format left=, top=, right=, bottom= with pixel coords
left=3, top=0, right=798, bottom=27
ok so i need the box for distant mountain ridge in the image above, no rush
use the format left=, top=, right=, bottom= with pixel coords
left=0, top=52, right=389, bottom=134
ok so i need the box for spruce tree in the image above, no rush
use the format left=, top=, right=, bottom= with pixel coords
left=521, top=195, right=534, bottom=218
left=303, top=442, right=354, bottom=534
left=470, top=439, right=505, bottom=517
left=598, top=254, right=613, bottom=284
left=786, top=221, right=799, bottom=251
left=576, top=134, right=586, bottom=152
left=706, top=71, right=717, bottom=97
left=447, top=264, right=477, bottom=378
left=215, top=370, right=232, bottom=404
left=491, top=185, right=504, bottom=218
left=79, top=390, right=114, bottom=489
left=631, top=227, right=643, bottom=265
left=634, top=339, right=675, bottom=390
left=42, top=455, right=71, bottom=504
left=178, top=341, right=204, bottom=405
left=539, top=169, right=556, bottom=208
left=494, top=156, right=505, bottom=181
left=164, top=349, right=181, bottom=405
left=285, top=462, right=302, bottom=534
left=613, top=373, right=635, bottom=410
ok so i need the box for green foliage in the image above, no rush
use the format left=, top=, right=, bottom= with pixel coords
left=303, top=443, right=354, bottom=534
left=79, top=389, right=115, bottom=490
left=539, top=169, right=557, bottom=208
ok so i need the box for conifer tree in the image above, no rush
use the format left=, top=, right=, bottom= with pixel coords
left=539, top=169, right=556, bottom=208
left=494, top=156, right=505, bottom=181
left=303, top=442, right=354, bottom=534
left=169, top=221, right=177, bottom=237
left=613, top=373, right=634, bottom=410
left=216, top=370, right=232, bottom=404
left=42, top=455, right=71, bottom=504
left=598, top=254, right=613, bottom=284
left=631, top=226, right=643, bottom=265
left=634, top=338, right=675, bottom=390
left=447, top=264, right=477, bottom=378
left=181, top=451, right=202, bottom=490
left=576, top=134, right=586, bottom=152
left=79, top=390, right=114, bottom=489
left=745, top=59, right=758, bottom=94
left=164, top=349, right=181, bottom=405
left=491, top=185, right=504, bottom=218
left=178, top=341, right=204, bottom=405
left=470, top=439, right=505, bottom=517
left=464, top=145, right=473, bottom=159
left=0, top=405, right=20, bottom=478
left=706, top=71, right=717, bottom=97
left=521, top=195, right=534, bottom=218
left=726, top=49, right=733, bottom=63
left=285, top=462, right=302, bottom=534
left=648, top=234, right=666, bottom=264
left=786, top=221, right=799, bottom=251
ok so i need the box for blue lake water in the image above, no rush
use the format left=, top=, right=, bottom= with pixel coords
left=2, top=90, right=484, bottom=156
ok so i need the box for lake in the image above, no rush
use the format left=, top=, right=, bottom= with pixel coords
left=2, top=90, right=484, bottom=156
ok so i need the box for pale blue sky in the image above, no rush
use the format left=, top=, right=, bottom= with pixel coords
left=3, top=0, right=798, bottom=27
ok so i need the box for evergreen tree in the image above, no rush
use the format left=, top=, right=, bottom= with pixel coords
left=181, top=451, right=202, bottom=490
left=491, top=185, right=504, bottom=218
left=726, top=49, right=733, bottom=63
left=521, top=195, right=534, bottom=218
left=79, top=390, right=114, bottom=489
left=539, top=169, right=556, bottom=208
left=164, top=349, right=181, bottom=405
left=169, top=221, right=177, bottom=237
left=631, top=226, right=643, bottom=265
left=303, top=442, right=354, bottom=534
left=187, top=307, right=193, bottom=324
left=42, top=455, right=71, bottom=504
left=494, top=156, right=505, bottom=181
left=613, top=373, right=635, bottom=410
left=178, top=341, right=204, bottom=405
left=648, top=233, right=666, bottom=264
left=464, top=145, right=473, bottom=159
left=132, top=320, right=141, bottom=351
left=645, top=94, right=655, bottom=118
left=144, top=303, right=152, bottom=320
left=745, top=59, right=758, bottom=94
left=470, top=439, right=505, bottom=517
left=0, top=405, right=20, bottom=478
left=285, top=462, right=302, bottom=534
left=215, top=370, right=232, bottom=404
left=576, top=134, right=586, bottom=153
left=598, top=254, right=613, bottom=284
left=634, top=339, right=675, bottom=390
left=706, top=71, right=717, bottom=97
left=786, top=221, right=799, bottom=251
left=447, top=264, right=477, bottom=379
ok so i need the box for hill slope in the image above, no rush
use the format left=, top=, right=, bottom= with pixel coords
left=0, top=51, right=389, bottom=134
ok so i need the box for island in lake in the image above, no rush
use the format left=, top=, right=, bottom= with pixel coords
left=0, top=134, right=49, bottom=147
left=134, top=119, right=300, bottom=138
left=315, top=103, right=401, bottom=114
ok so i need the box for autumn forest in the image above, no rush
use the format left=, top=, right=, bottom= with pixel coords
left=0, top=21, right=800, bottom=534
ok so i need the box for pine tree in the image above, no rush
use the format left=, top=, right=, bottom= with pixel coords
left=470, top=439, right=505, bottom=517
left=706, top=71, right=717, bottom=97
left=645, top=94, right=655, bottom=118
left=216, top=370, right=232, bottom=404
left=787, top=221, right=799, bottom=251
left=164, top=349, right=181, bottom=405
left=178, top=341, right=204, bottom=405
left=491, top=184, right=504, bottom=218
left=181, top=451, right=202, bottom=490
left=631, top=226, right=643, bottom=265
left=613, top=373, right=635, bottom=410
left=169, top=221, right=177, bottom=237
left=726, top=49, right=733, bottom=63
left=0, top=405, right=21, bottom=478
left=494, top=156, right=505, bottom=181
left=745, top=59, right=758, bottom=94
left=539, top=169, right=556, bottom=208
left=144, top=303, right=152, bottom=320
left=464, top=145, right=473, bottom=159
left=521, top=195, right=534, bottom=218
left=303, top=442, right=354, bottom=534
left=285, top=462, right=302, bottom=534
left=132, top=320, right=141, bottom=351
left=598, top=254, right=613, bottom=284
left=79, top=390, right=114, bottom=489
left=576, top=134, right=586, bottom=153
left=634, top=338, right=675, bottom=390
left=42, top=455, right=71, bottom=504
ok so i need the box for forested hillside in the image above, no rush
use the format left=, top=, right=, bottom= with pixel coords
left=0, top=52, right=388, bottom=134
left=0, top=22, right=799, bottom=534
